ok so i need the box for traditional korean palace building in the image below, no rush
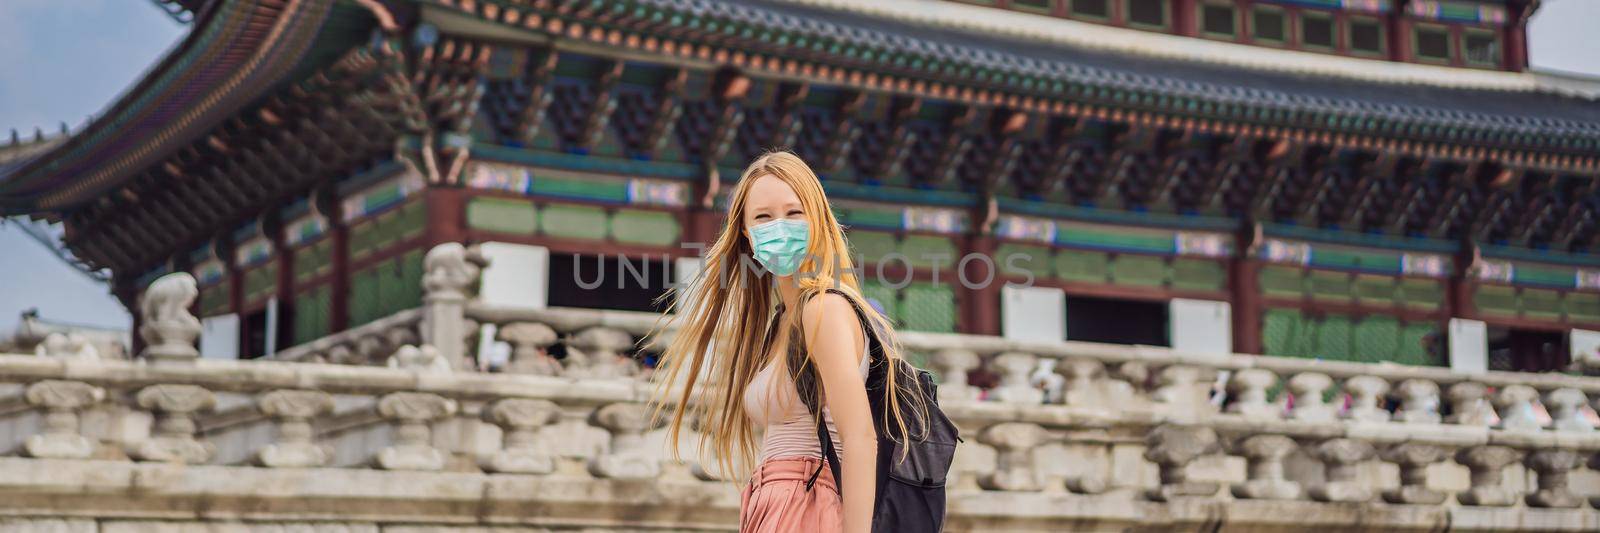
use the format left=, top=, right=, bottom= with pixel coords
left=3, top=0, right=1599, bottom=372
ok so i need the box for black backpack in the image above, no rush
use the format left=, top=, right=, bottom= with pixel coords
left=793, top=288, right=962, bottom=532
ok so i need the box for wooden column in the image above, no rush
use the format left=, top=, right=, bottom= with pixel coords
left=272, top=217, right=293, bottom=355
left=962, top=233, right=1002, bottom=336
left=1174, top=0, right=1199, bottom=37
left=224, top=236, right=244, bottom=357
left=687, top=161, right=727, bottom=248
left=1503, top=4, right=1531, bottom=72
left=328, top=195, right=350, bottom=334
left=1390, top=12, right=1413, bottom=63
left=424, top=186, right=468, bottom=247
left=687, top=211, right=723, bottom=249
left=1230, top=223, right=1263, bottom=354
left=1448, top=242, right=1478, bottom=321
left=1503, top=24, right=1526, bottom=72
left=959, top=192, right=1002, bottom=337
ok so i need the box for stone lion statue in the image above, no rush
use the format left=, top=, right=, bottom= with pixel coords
left=422, top=243, right=487, bottom=297
left=138, top=273, right=201, bottom=360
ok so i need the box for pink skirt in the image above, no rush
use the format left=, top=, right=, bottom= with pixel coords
left=739, top=456, right=843, bottom=533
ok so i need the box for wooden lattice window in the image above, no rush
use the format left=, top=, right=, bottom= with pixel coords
left=1012, top=0, right=1052, bottom=13
left=1252, top=5, right=1287, bottom=44
left=1200, top=2, right=1237, bottom=38
left=1263, top=308, right=1443, bottom=367
left=1070, top=0, right=1110, bottom=19
left=1301, top=11, right=1335, bottom=50
left=1414, top=24, right=1452, bottom=62
left=1347, top=16, right=1385, bottom=56
left=292, top=286, right=331, bottom=345
left=1464, top=29, right=1501, bottom=67
left=1125, top=0, right=1168, bottom=29
left=347, top=249, right=424, bottom=328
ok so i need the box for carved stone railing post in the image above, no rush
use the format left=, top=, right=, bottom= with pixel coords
left=1543, top=388, right=1591, bottom=432
left=1342, top=375, right=1390, bottom=422
left=1116, top=361, right=1149, bottom=389
left=387, top=344, right=452, bottom=373
left=1056, top=359, right=1104, bottom=407
left=351, top=326, right=421, bottom=366
left=138, top=273, right=202, bottom=363
left=1102, top=362, right=1147, bottom=406
left=35, top=333, right=101, bottom=360
left=1144, top=425, right=1220, bottom=501
left=1392, top=379, right=1441, bottom=424
left=929, top=349, right=980, bottom=402
left=354, top=336, right=387, bottom=365
left=1455, top=445, right=1522, bottom=506
left=255, top=389, right=335, bottom=468
left=130, top=384, right=217, bottom=463
left=1446, top=382, right=1497, bottom=426
left=1229, top=434, right=1300, bottom=500
left=977, top=422, right=1046, bottom=491
left=498, top=322, right=562, bottom=375
left=988, top=352, right=1042, bottom=404
left=589, top=402, right=661, bottom=479
left=1225, top=369, right=1278, bottom=419
left=568, top=327, right=640, bottom=379
left=1288, top=372, right=1334, bottom=422
left=386, top=326, right=422, bottom=356
left=1524, top=449, right=1584, bottom=508
left=22, top=380, right=105, bottom=459
left=1494, top=385, right=1541, bottom=431
left=1379, top=443, right=1447, bottom=504
left=482, top=398, right=559, bottom=474
left=421, top=243, right=483, bottom=371
left=1154, top=365, right=1214, bottom=418
left=375, top=392, right=459, bottom=471
left=327, top=345, right=356, bottom=365
left=1309, top=438, right=1375, bottom=502
left=1590, top=454, right=1600, bottom=510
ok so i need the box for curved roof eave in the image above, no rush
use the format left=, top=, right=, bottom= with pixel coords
left=0, top=0, right=357, bottom=216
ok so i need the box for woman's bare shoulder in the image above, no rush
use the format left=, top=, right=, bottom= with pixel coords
left=798, top=291, right=865, bottom=359
left=798, top=291, right=857, bottom=323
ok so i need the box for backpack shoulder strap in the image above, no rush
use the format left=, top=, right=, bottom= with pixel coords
left=802, top=288, right=884, bottom=497
left=806, top=411, right=844, bottom=494
left=801, top=288, right=885, bottom=362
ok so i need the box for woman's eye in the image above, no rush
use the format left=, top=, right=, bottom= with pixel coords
left=786, top=210, right=803, bottom=217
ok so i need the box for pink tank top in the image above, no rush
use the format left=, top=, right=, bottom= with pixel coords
left=743, top=331, right=871, bottom=464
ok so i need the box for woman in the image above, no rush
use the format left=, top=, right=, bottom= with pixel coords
left=647, top=151, right=926, bottom=533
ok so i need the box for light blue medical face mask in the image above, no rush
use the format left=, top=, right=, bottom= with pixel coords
left=748, top=218, right=810, bottom=277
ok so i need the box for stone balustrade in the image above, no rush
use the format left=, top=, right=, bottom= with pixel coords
left=8, top=252, right=1600, bottom=531
left=6, top=320, right=1600, bottom=530
left=270, top=307, right=421, bottom=365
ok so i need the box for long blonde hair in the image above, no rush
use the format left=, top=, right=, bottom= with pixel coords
left=645, top=150, right=927, bottom=479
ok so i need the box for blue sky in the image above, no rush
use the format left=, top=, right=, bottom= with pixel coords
left=1, top=0, right=1598, bottom=333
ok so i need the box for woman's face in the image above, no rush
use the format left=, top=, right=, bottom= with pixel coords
left=742, top=174, right=805, bottom=237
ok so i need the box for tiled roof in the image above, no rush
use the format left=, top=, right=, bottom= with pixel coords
left=670, top=0, right=1600, bottom=151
